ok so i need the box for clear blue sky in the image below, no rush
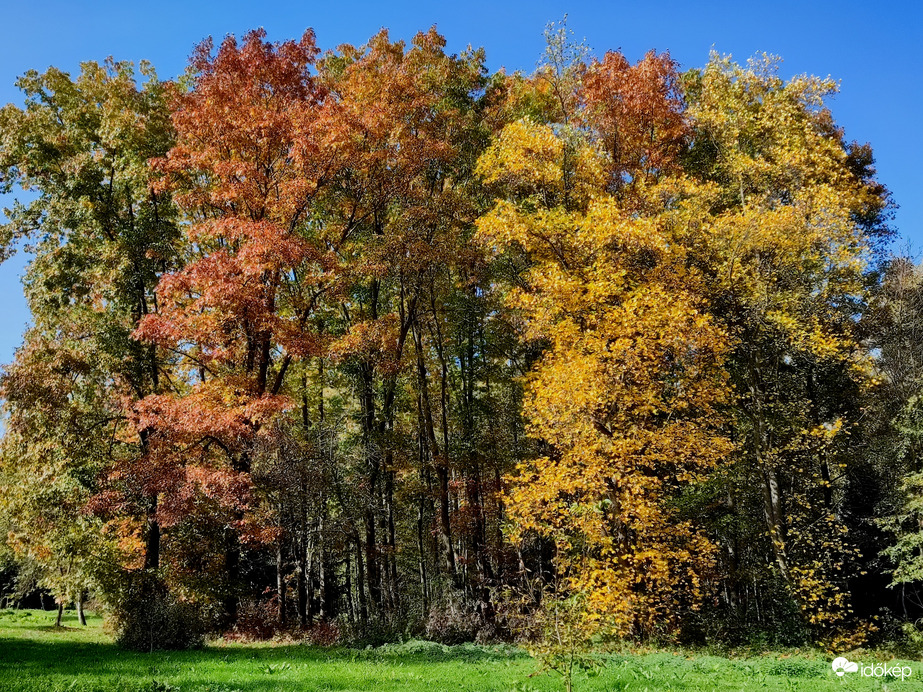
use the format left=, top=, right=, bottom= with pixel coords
left=1, top=0, right=920, bottom=364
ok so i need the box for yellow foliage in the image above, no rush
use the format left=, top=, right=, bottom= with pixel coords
left=476, top=118, right=605, bottom=208
left=478, top=119, right=731, bottom=638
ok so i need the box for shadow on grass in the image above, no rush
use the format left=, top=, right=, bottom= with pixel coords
left=0, top=634, right=533, bottom=692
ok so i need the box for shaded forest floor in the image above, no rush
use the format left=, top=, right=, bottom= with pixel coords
left=1, top=609, right=921, bottom=691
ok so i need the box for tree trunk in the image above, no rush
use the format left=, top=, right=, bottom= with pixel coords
left=143, top=513, right=160, bottom=571
left=223, top=451, right=251, bottom=628
left=417, top=458, right=430, bottom=613
left=77, top=591, right=87, bottom=626
left=223, top=531, right=241, bottom=627
left=55, top=603, right=64, bottom=627
left=806, top=367, right=835, bottom=509
left=364, top=511, right=381, bottom=611
left=747, top=356, right=791, bottom=584
left=358, top=358, right=383, bottom=613
left=296, top=553, right=308, bottom=628
left=276, top=540, right=287, bottom=626
left=436, top=464, right=457, bottom=581
left=306, top=533, right=315, bottom=625
left=355, top=534, right=368, bottom=624
left=386, top=464, right=400, bottom=611
left=317, top=514, right=326, bottom=620
left=413, top=320, right=457, bottom=582
left=318, top=357, right=325, bottom=423
left=140, top=431, right=160, bottom=572
left=759, top=456, right=790, bottom=582
left=344, top=548, right=355, bottom=624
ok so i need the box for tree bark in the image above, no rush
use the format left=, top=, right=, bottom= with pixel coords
left=354, top=533, right=368, bottom=624
left=296, top=552, right=308, bottom=628
left=77, top=591, right=87, bottom=626
left=276, top=540, right=287, bottom=626
left=413, top=319, right=457, bottom=582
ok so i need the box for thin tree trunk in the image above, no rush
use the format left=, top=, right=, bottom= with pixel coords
left=140, top=431, right=160, bottom=571
left=77, top=591, right=87, bottom=626
left=317, top=514, right=326, bottom=620
left=306, top=533, right=315, bottom=625
left=760, top=463, right=790, bottom=582
left=276, top=540, right=287, bottom=626
left=413, top=320, right=457, bottom=581
left=806, top=367, right=834, bottom=509
left=364, top=511, right=381, bottom=611
left=302, top=371, right=311, bottom=431
left=224, top=530, right=241, bottom=627
left=318, top=357, right=325, bottom=424
left=747, top=355, right=791, bottom=584
left=359, top=359, right=383, bottom=612
left=143, top=512, right=160, bottom=570
left=436, top=465, right=456, bottom=581
left=296, top=550, right=308, bottom=628
left=386, top=463, right=399, bottom=611
left=417, top=436, right=430, bottom=613
left=344, top=548, right=355, bottom=624
left=355, top=534, right=368, bottom=624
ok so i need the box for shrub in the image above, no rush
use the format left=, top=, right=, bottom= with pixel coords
left=425, top=589, right=481, bottom=644
left=226, top=596, right=279, bottom=641
left=107, top=572, right=208, bottom=651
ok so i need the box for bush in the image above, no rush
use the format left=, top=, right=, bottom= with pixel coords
left=226, top=596, right=278, bottom=641
left=335, top=610, right=422, bottom=647
left=900, top=619, right=923, bottom=657
left=107, top=572, right=208, bottom=651
left=304, top=619, right=341, bottom=646
left=425, top=589, right=482, bottom=644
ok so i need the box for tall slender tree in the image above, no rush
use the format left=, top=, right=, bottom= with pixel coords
left=0, top=58, right=179, bottom=619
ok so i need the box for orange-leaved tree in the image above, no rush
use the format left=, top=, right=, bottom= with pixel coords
left=313, top=28, right=489, bottom=614
left=128, top=28, right=340, bottom=619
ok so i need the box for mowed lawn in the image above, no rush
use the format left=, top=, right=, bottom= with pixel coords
left=1, top=610, right=922, bottom=691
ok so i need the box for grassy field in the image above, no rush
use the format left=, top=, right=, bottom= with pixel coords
left=1, top=609, right=921, bottom=691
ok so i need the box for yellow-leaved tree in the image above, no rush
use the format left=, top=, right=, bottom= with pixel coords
left=679, top=53, right=891, bottom=645
left=477, top=102, right=732, bottom=668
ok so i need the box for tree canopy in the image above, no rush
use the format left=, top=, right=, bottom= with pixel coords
left=1, top=23, right=913, bottom=659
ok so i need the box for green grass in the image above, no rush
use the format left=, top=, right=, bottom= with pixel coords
left=1, top=609, right=922, bottom=691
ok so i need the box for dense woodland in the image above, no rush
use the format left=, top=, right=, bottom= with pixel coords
left=0, top=23, right=919, bottom=653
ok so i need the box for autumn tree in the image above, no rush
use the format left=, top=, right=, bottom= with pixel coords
left=128, top=28, right=341, bottom=624
left=582, top=49, right=688, bottom=188
left=681, top=53, right=892, bottom=643
left=478, top=38, right=732, bottom=643
left=0, top=59, right=179, bottom=628
left=311, top=28, right=496, bottom=623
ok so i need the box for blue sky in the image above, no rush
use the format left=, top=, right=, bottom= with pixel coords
left=0, top=0, right=920, bottom=364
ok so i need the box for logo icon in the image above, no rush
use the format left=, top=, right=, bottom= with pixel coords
left=831, top=657, right=858, bottom=677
